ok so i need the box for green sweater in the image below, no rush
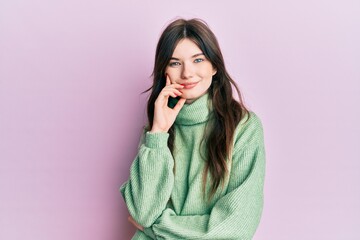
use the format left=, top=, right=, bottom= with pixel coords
left=120, top=93, right=266, bottom=240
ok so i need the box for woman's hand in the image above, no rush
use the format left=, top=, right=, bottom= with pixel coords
left=128, top=215, right=144, bottom=231
left=150, top=75, right=186, bottom=133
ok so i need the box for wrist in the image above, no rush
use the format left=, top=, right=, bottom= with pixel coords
left=150, top=126, right=168, bottom=133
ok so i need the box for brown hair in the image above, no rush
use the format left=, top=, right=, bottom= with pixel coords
left=145, top=18, right=249, bottom=200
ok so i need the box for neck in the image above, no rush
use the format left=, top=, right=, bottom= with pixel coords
left=184, top=91, right=208, bottom=104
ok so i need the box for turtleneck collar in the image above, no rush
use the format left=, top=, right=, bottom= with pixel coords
left=175, top=93, right=212, bottom=126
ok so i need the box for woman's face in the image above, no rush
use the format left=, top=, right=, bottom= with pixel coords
left=165, top=38, right=217, bottom=104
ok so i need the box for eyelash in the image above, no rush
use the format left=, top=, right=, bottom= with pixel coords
left=169, top=58, right=204, bottom=67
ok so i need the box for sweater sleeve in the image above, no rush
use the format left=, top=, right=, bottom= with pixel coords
left=119, top=130, right=175, bottom=229
left=145, top=113, right=266, bottom=240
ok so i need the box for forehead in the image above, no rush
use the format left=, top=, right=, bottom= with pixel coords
left=172, top=38, right=202, bottom=58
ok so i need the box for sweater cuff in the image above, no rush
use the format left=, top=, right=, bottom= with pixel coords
left=143, top=227, right=156, bottom=239
left=145, top=132, right=169, bottom=148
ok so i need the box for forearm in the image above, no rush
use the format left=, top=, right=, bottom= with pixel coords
left=120, top=132, right=175, bottom=227
left=147, top=193, right=263, bottom=240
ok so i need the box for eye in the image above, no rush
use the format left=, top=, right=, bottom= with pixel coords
left=194, top=58, right=204, bottom=63
left=169, top=62, right=180, bottom=67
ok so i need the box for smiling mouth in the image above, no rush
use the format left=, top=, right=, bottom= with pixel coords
left=181, top=82, right=199, bottom=89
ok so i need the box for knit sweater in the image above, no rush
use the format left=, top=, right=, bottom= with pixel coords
left=119, top=93, right=266, bottom=240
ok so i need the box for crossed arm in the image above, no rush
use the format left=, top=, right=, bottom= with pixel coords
left=120, top=113, right=266, bottom=239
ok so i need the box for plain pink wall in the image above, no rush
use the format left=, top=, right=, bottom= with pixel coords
left=1, top=0, right=359, bottom=239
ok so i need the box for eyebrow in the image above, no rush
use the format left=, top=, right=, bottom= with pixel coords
left=170, top=53, right=204, bottom=61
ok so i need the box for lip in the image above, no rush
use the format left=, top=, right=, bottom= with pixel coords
left=181, top=82, right=199, bottom=89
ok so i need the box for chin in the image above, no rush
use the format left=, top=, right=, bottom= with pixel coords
left=183, top=92, right=203, bottom=102
left=183, top=92, right=199, bottom=99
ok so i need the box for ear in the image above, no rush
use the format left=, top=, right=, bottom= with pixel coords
left=212, top=68, right=217, bottom=76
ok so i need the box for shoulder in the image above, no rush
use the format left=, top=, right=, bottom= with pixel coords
left=233, top=111, right=265, bottom=150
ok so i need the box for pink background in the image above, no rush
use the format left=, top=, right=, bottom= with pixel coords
left=1, top=0, right=359, bottom=239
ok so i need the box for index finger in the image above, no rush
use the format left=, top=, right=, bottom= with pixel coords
left=166, top=74, right=171, bottom=86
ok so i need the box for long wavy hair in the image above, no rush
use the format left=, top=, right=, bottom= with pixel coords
left=145, top=18, right=249, bottom=200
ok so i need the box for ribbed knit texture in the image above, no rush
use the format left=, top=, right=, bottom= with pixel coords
left=120, top=93, right=266, bottom=240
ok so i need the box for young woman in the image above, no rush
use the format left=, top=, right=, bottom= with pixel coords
left=120, top=18, right=266, bottom=240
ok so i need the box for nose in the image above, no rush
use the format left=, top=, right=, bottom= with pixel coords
left=181, top=62, right=194, bottom=79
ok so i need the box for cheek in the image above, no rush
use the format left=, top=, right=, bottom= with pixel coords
left=199, top=65, right=215, bottom=78
left=165, top=70, right=177, bottom=83
left=199, top=70, right=214, bottom=81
